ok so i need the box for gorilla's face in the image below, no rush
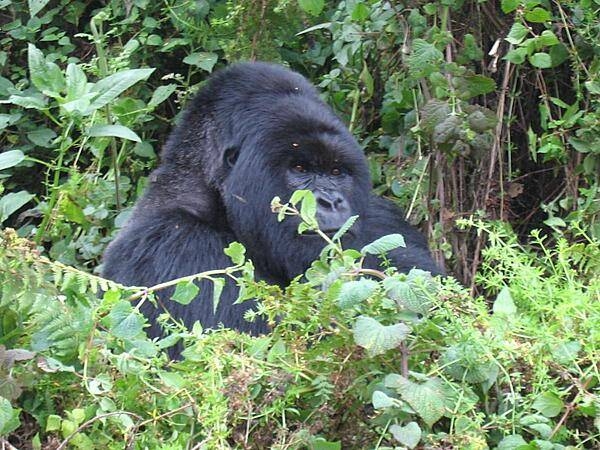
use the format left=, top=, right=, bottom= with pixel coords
left=221, top=113, right=371, bottom=281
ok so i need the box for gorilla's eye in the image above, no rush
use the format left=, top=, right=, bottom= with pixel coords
left=224, top=147, right=239, bottom=168
left=293, top=164, right=307, bottom=173
left=331, top=168, right=341, bottom=176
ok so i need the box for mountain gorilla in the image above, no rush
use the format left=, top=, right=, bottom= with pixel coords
left=102, top=62, right=441, bottom=341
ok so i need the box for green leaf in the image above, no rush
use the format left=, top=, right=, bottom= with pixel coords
left=27, top=128, right=56, bottom=147
left=538, top=30, right=559, bottom=47
left=0, top=191, right=34, bottom=223
left=0, top=150, right=25, bottom=171
left=5, top=94, right=46, bottom=109
left=493, top=286, right=517, bottom=316
left=159, top=371, right=186, bottom=389
left=383, top=277, right=431, bottom=315
left=504, top=47, right=529, bottom=64
left=298, top=0, right=324, bottom=16
left=532, top=392, right=563, bottom=418
left=525, top=7, right=551, bottom=23
left=224, top=242, right=246, bottom=265
left=393, top=376, right=447, bottom=426
left=0, top=396, right=20, bottom=435
left=212, top=278, right=225, bottom=314
left=105, top=301, right=144, bottom=339
left=529, top=52, right=552, bottom=68
left=496, top=434, right=528, bottom=449
left=390, top=422, right=422, bottom=449
left=353, top=316, right=410, bottom=357
left=407, top=39, right=444, bottom=78
left=337, top=279, right=379, bottom=309
left=331, top=215, right=358, bottom=241
left=544, top=216, right=566, bottom=228
left=89, top=68, right=154, bottom=111
left=312, top=440, right=341, bottom=450
left=172, top=281, right=200, bottom=305
left=65, top=63, right=88, bottom=101
left=351, top=2, right=370, bottom=22
left=27, top=44, right=65, bottom=96
left=361, top=234, right=406, bottom=256
left=28, top=0, right=50, bottom=17
left=148, top=84, right=177, bottom=109
left=88, top=124, right=141, bottom=142
left=506, top=22, right=529, bottom=45
left=372, top=390, right=397, bottom=409
left=501, top=0, right=519, bottom=13
left=296, top=22, right=331, bottom=36
left=183, top=52, right=218, bottom=73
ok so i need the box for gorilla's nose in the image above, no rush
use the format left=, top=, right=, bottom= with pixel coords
left=314, top=191, right=352, bottom=233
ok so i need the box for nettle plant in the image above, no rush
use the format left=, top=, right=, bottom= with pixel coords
left=0, top=41, right=175, bottom=266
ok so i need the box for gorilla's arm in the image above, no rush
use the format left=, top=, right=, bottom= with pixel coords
left=362, top=196, right=443, bottom=275
left=102, top=210, right=269, bottom=338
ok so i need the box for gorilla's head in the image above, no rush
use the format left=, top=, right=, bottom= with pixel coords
left=156, top=63, right=372, bottom=280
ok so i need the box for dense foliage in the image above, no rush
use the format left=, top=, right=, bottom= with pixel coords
left=0, top=0, right=599, bottom=448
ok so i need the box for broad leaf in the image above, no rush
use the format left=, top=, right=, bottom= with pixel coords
left=390, top=422, right=421, bottom=449
left=0, top=150, right=25, bottom=171
left=89, top=68, right=154, bottom=111
left=392, top=376, right=447, bottom=426
left=361, top=234, right=406, bottom=256
left=0, top=191, right=34, bottom=223
left=105, top=301, right=144, bottom=339
left=172, top=281, right=199, bottom=305
left=353, top=316, right=410, bottom=357
left=337, top=279, right=379, bottom=309
left=88, top=124, right=141, bottom=142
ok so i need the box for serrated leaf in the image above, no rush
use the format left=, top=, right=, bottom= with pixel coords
left=529, top=52, right=552, bottom=68
left=183, top=52, right=218, bottom=73
left=407, top=39, right=444, bottom=78
left=532, top=392, right=563, bottom=418
left=501, top=0, right=519, bottom=13
left=337, top=279, right=379, bottom=309
left=331, top=215, right=358, bottom=241
left=171, top=281, right=199, bottom=305
left=504, top=47, right=529, bottom=64
left=224, top=242, right=246, bottom=265
left=0, top=191, right=34, bottom=223
left=390, top=422, right=421, bottom=449
left=506, top=22, right=529, bottom=45
left=89, top=68, right=154, bottom=111
left=88, top=124, right=141, bottom=142
left=525, top=7, right=551, bottom=23
left=383, top=277, right=430, bottom=315
left=493, top=286, right=517, bottom=316
left=0, top=150, right=25, bottom=171
left=353, top=316, right=410, bottom=357
left=298, top=0, right=324, bottom=16
left=105, top=301, right=144, bottom=339
left=361, top=234, right=406, bottom=256
left=393, top=376, right=447, bottom=426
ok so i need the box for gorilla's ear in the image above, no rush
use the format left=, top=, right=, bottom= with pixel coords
left=224, top=146, right=240, bottom=168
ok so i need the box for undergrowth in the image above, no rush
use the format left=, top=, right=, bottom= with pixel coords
left=1, top=195, right=599, bottom=449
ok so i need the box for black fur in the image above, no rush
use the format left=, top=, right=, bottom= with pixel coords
left=102, top=62, right=441, bottom=341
